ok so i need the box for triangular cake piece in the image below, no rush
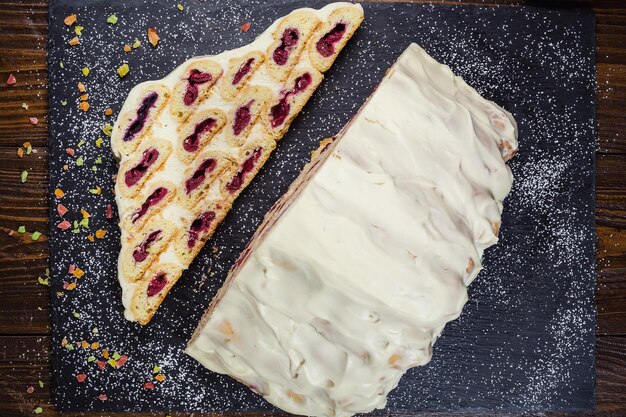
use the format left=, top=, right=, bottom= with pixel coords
left=111, top=2, right=364, bottom=324
left=186, top=44, right=518, bottom=417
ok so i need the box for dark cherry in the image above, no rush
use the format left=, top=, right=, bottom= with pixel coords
left=183, top=69, right=213, bottom=106
left=270, top=99, right=290, bottom=128
left=185, top=158, right=217, bottom=194
left=316, top=23, right=346, bottom=58
left=188, top=70, right=213, bottom=84
left=232, top=58, right=255, bottom=85
left=272, top=28, right=299, bottom=65
left=270, top=73, right=312, bottom=128
left=124, top=148, right=159, bottom=187
left=123, top=92, right=159, bottom=142
left=146, top=272, right=168, bottom=297
left=131, top=187, right=169, bottom=224
left=132, top=230, right=162, bottom=263
left=226, top=147, right=262, bottom=193
left=293, top=73, right=312, bottom=93
left=187, top=211, right=216, bottom=248
left=232, top=100, right=254, bottom=136
left=183, top=117, right=217, bottom=153
left=184, top=85, right=199, bottom=106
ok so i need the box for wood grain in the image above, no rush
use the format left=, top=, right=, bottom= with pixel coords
left=2, top=335, right=623, bottom=416
left=0, top=0, right=625, bottom=416
left=0, top=0, right=48, bottom=148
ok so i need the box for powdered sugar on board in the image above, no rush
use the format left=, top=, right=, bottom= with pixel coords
left=47, top=0, right=595, bottom=412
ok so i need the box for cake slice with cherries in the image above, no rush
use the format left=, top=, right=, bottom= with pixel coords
left=112, top=2, right=364, bottom=325
left=186, top=43, right=518, bottom=417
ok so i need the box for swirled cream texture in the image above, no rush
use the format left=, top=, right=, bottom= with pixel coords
left=186, top=43, right=518, bottom=417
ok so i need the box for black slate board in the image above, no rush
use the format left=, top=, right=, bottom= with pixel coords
left=47, top=0, right=596, bottom=413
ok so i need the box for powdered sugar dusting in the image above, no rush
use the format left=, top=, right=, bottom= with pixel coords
left=47, top=0, right=595, bottom=412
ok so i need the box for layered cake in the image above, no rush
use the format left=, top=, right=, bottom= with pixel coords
left=186, top=43, right=518, bottom=417
left=112, top=2, right=364, bottom=324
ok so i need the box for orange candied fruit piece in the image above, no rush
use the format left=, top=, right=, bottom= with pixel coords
left=68, top=36, right=80, bottom=46
left=147, top=27, right=160, bottom=47
left=54, top=188, right=65, bottom=198
left=79, top=101, right=90, bottom=112
left=64, top=14, right=77, bottom=26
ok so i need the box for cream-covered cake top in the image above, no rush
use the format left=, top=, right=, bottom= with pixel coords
left=186, top=43, right=518, bottom=417
left=111, top=2, right=364, bottom=324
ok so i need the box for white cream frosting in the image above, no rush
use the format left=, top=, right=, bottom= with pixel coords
left=185, top=43, right=518, bottom=417
left=111, top=2, right=361, bottom=321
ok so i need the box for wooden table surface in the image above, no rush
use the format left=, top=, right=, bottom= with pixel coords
left=0, top=0, right=624, bottom=416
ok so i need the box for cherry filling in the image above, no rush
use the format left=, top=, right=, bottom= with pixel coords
left=183, top=117, right=216, bottom=152
left=270, top=73, right=312, bottom=128
left=183, top=69, right=213, bottom=106
left=133, top=230, right=162, bottom=263
left=187, top=211, right=216, bottom=248
left=146, top=272, right=168, bottom=297
left=232, top=58, right=255, bottom=85
left=124, top=148, right=159, bottom=187
left=272, top=28, right=299, bottom=65
left=226, top=147, right=262, bottom=193
left=131, top=187, right=168, bottom=224
left=123, top=92, right=159, bottom=142
left=232, top=100, right=254, bottom=136
left=316, top=23, right=346, bottom=57
left=185, top=158, right=217, bottom=194
left=293, top=72, right=312, bottom=92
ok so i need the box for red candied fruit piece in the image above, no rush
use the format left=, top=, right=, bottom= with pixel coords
left=57, top=220, right=71, bottom=230
left=185, top=158, right=217, bottom=194
left=57, top=204, right=68, bottom=216
left=183, top=117, right=216, bottom=153
left=146, top=272, right=167, bottom=297
left=187, top=211, right=216, bottom=248
left=316, top=23, right=346, bottom=57
left=124, top=148, right=159, bottom=187
left=272, top=28, right=299, bottom=65
left=115, top=355, right=128, bottom=368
